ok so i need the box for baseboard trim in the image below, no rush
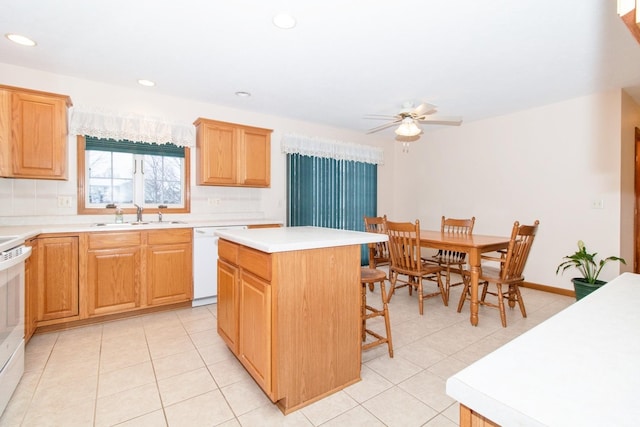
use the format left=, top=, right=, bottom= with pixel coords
left=33, top=301, right=193, bottom=335
left=521, top=281, right=575, bottom=297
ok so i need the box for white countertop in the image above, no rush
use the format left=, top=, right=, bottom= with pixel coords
left=446, top=272, right=640, bottom=427
left=0, top=219, right=283, bottom=241
left=215, top=226, right=387, bottom=253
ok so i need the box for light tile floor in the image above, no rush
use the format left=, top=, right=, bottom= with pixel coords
left=0, top=276, right=574, bottom=427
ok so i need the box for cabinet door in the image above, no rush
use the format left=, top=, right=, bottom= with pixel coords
left=10, top=91, right=69, bottom=179
left=238, top=271, right=272, bottom=395
left=196, top=120, right=237, bottom=185
left=147, top=242, right=193, bottom=306
left=240, top=128, right=271, bottom=187
left=86, top=247, right=141, bottom=316
left=37, top=237, right=79, bottom=321
left=217, top=258, right=239, bottom=353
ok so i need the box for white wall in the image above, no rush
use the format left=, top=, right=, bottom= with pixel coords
left=0, top=63, right=394, bottom=224
left=390, top=90, right=639, bottom=290
left=2, top=63, right=639, bottom=290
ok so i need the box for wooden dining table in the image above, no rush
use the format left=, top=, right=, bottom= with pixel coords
left=419, top=230, right=511, bottom=326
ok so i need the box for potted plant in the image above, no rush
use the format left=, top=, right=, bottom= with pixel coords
left=556, top=240, right=626, bottom=300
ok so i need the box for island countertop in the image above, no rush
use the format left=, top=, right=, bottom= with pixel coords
left=446, top=272, right=640, bottom=427
left=214, top=225, right=387, bottom=253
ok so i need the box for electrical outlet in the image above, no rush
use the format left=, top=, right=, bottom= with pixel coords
left=208, top=198, right=221, bottom=206
left=57, top=196, right=73, bottom=208
left=591, top=199, right=604, bottom=209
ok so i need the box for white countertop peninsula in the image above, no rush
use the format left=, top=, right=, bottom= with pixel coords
left=446, top=272, right=640, bottom=427
left=215, top=225, right=388, bottom=253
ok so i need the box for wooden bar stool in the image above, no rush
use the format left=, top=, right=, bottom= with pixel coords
left=360, top=267, right=393, bottom=357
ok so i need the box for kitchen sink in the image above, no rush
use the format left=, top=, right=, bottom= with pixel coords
left=92, top=221, right=186, bottom=227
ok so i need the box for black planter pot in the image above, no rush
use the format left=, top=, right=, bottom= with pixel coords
left=572, top=278, right=607, bottom=301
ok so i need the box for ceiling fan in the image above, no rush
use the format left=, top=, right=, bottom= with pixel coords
left=365, top=102, right=463, bottom=136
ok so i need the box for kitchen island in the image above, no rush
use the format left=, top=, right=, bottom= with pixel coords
left=446, top=272, right=640, bottom=427
left=214, top=226, right=387, bottom=414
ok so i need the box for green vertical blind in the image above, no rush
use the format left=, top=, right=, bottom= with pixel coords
left=287, top=153, right=377, bottom=264
left=85, top=137, right=185, bottom=157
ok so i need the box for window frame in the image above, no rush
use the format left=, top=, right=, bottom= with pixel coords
left=77, top=136, right=191, bottom=215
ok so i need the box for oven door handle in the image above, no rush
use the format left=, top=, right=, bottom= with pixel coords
left=0, top=246, right=32, bottom=271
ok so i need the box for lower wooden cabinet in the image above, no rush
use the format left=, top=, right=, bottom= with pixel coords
left=28, top=228, right=193, bottom=333
left=86, top=232, right=142, bottom=316
left=146, top=229, right=193, bottom=305
left=36, top=236, right=79, bottom=322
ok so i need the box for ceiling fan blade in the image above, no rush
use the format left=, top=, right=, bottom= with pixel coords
left=366, top=119, right=401, bottom=134
left=363, top=114, right=400, bottom=120
left=412, top=102, right=437, bottom=116
left=417, top=116, right=463, bottom=126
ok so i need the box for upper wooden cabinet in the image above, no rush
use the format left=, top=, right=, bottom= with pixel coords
left=194, top=118, right=272, bottom=187
left=0, top=85, right=72, bottom=180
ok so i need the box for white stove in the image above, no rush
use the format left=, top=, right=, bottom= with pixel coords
left=0, top=235, right=30, bottom=416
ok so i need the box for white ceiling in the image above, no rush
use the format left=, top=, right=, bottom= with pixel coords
left=2, top=0, right=640, bottom=134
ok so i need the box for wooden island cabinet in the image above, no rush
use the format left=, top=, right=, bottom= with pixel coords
left=215, top=226, right=387, bottom=414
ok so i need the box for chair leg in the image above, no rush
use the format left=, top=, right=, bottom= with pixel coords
left=438, top=272, right=448, bottom=306
left=481, top=282, right=489, bottom=302
left=457, top=276, right=470, bottom=313
left=496, top=283, right=507, bottom=327
left=388, top=272, right=397, bottom=302
left=379, top=280, right=393, bottom=357
left=417, top=277, right=424, bottom=315
left=361, top=283, right=367, bottom=341
left=362, top=276, right=394, bottom=358
left=513, top=284, right=527, bottom=318
left=443, top=265, right=451, bottom=303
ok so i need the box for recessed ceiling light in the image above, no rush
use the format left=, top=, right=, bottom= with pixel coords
left=137, top=79, right=156, bottom=87
left=272, top=13, right=296, bottom=29
left=5, top=33, right=37, bottom=47
left=235, top=91, right=251, bottom=97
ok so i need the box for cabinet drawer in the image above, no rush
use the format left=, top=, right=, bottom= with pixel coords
left=147, top=228, right=192, bottom=245
left=239, top=246, right=271, bottom=281
left=88, top=232, right=142, bottom=249
left=218, top=239, right=239, bottom=264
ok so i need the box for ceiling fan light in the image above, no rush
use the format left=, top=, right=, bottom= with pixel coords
left=395, top=118, right=421, bottom=137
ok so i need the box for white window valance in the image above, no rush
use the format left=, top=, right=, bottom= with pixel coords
left=281, top=133, right=384, bottom=165
left=69, top=106, right=195, bottom=147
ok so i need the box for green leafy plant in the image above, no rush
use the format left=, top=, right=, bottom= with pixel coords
left=556, top=240, right=626, bottom=284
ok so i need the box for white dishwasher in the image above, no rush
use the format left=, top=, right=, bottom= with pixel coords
left=192, top=226, right=247, bottom=307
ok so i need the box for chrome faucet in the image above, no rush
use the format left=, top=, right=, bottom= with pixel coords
left=134, top=204, right=143, bottom=222
left=158, top=205, right=167, bottom=222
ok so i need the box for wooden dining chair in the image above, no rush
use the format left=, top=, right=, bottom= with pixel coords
left=364, top=215, right=390, bottom=269
left=385, top=218, right=446, bottom=315
left=457, top=220, right=539, bottom=327
left=424, top=216, right=475, bottom=304
left=364, top=215, right=390, bottom=291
